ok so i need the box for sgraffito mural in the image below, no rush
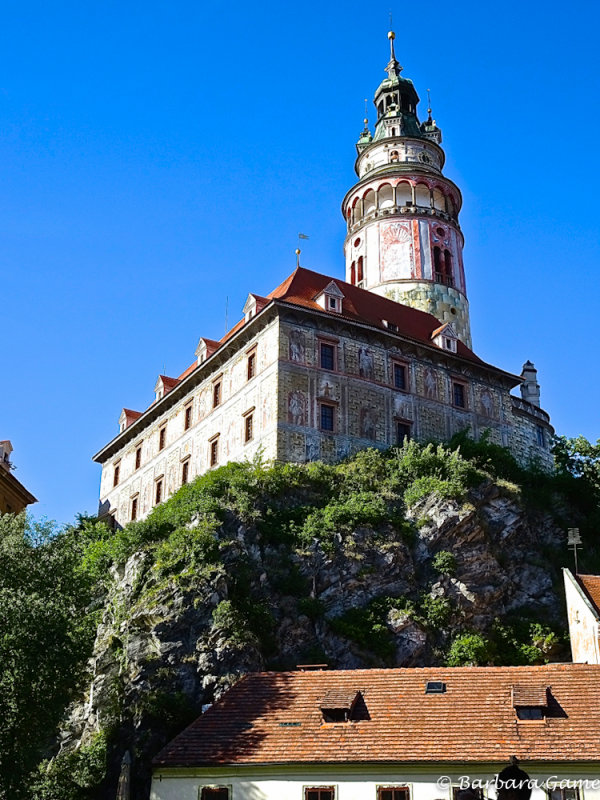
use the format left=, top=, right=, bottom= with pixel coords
left=381, top=221, right=413, bottom=281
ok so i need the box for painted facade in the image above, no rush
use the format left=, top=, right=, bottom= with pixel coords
left=93, top=32, right=555, bottom=527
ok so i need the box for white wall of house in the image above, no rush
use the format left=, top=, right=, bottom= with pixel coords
left=150, top=763, right=600, bottom=800
left=564, top=569, right=600, bottom=664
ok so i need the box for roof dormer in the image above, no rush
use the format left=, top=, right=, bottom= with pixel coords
left=512, top=685, right=549, bottom=720
left=195, top=338, right=220, bottom=365
left=0, top=440, right=13, bottom=472
left=243, top=293, right=268, bottom=322
left=431, top=322, right=458, bottom=353
left=119, top=408, right=142, bottom=433
left=319, top=689, right=361, bottom=723
left=154, top=375, right=180, bottom=403
left=315, top=281, right=345, bottom=314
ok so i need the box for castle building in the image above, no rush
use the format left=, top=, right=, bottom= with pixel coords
left=93, top=33, right=554, bottom=527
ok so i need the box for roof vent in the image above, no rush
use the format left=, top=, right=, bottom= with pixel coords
left=425, top=681, right=446, bottom=694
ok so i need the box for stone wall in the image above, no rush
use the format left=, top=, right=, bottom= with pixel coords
left=508, top=397, right=554, bottom=472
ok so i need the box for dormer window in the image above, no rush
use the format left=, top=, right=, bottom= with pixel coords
left=319, top=689, right=361, bottom=723
left=512, top=685, right=549, bottom=720
left=314, top=281, right=345, bottom=314
left=195, top=338, right=219, bottom=366
left=431, top=322, right=458, bottom=353
left=243, top=293, right=268, bottom=323
left=384, top=320, right=398, bottom=332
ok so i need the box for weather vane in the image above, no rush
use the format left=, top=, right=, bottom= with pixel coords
left=297, top=233, right=309, bottom=267
left=567, top=527, right=582, bottom=574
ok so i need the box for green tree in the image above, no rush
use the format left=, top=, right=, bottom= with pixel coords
left=0, top=514, right=101, bottom=799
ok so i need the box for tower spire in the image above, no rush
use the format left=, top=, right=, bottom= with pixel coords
left=385, top=29, right=402, bottom=78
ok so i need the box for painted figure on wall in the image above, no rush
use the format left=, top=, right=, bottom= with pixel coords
left=358, top=348, right=374, bottom=380
left=381, top=221, right=413, bottom=281
left=289, top=329, right=305, bottom=363
left=288, top=391, right=306, bottom=426
left=424, top=367, right=437, bottom=400
left=480, top=389, right=493, bottom=417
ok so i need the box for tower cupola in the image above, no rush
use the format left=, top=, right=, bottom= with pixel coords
left=342, top=31, right=471, bottom=347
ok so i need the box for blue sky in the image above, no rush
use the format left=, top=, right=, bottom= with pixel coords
left=2, top=0, right=598, bottom=525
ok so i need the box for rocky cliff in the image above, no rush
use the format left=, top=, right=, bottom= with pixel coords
left=48, top=442, right=571, bottom=799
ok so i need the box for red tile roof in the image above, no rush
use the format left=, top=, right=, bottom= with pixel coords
left=158, top=375, right=180, bottom=392
left=154, top=664, right=600, bottom=767
left=577, top=575, right=600, bottom=617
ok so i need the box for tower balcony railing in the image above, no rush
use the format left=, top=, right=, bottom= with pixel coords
left=347, top=205, right=459, bottom=235
left=434, top=272, right=454, bottom=288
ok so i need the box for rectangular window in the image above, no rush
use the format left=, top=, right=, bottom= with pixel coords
left=396, top=421, right=411, bottom=444
left=452, top=381, right=466, bottom=408
left=213, top=380, right=222, bottom=408
left=536, top=425, right=545, bottom=448
left=201, top=789, right=230, bottom=800
left=452, top=789, right=484, bottom=800
left=548, top=790, right=579, bottom=800
left=184, top=403, right=193, bottom=431
left=155, top=477, right=163, bottom=506
left=135, top=446, right=142, bottom=470
left=393, top=362, right=407, bottom=391
left=247, top=351, right=256, bottom=380
left=113, top=461, right=120, bottom=487
left=320, top=404, right=335, bottom=432
left=210, top=437, right=219, bottom=467
left=131, top=495, right=138, bottom=521
left=319, top=342, right=335, bottom=371
left=181, top=459, right=190, bottom=485
left=245, top=413, right=254, bottom=443
left=305, top=788, right=335, bottom=800
left=159, top=426, right=166, bottom=451
left=378, top=789, right=410, bottom=800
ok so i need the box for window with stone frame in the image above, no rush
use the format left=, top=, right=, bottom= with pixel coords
left=305, top=788, right=335, bottom=800
left=393, top=361, right=408, bottom=391
left=200, top=788, right=230, bottom=800
left=154, top=477, right=163, bottom=506
left=135, top=445, right=142, bottom=470
left=209, top=436, right=219, bottom=467
left=159, top=425, right=167, bottom=451
left=184, top=402, right=193, bottom=431
left=213, top=380, right=222, bottom=408
left=452, top=380, right=467, bottom=409
left=319, top=341, right=336, bottom=371
left=536, top=425, right=546, bottom=448
left=247, top=349, right=257, bottom=381
left=181, top=458, right=190, bottom=485
left=320, top=403, right=335, bottom=432
left=130, top=495, right=138, bottom=521
left=548, top=789, right=579, bottom=800
left=244, top=412, right=254, bottom=443
left=396, top=421, right=411, bottom=444
left=378, top=788, right=410, bottom=800
left=113, top=461, right=120, bottom=487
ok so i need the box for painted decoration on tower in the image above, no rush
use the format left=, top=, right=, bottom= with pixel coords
left=358, top=348, right=374, bottom=380
left=288, top=391, right=306, bottom=426
left=289, top=329, right=305, bottom=363
left=380, top=221, right=414, bottom=281
left=479, top=389, right=494, bottom=417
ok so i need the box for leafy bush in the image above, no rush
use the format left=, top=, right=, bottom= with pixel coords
left=30, top=731, right=108, bottom=800
left=447, top=632, right=493, bottom=666
left=419, top=593, right=453, bottom=628
left=432, top=550, right=457, bottom=576
left=329, top=596, right=412, bottom=662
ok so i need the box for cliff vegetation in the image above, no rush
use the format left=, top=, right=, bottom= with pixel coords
left=1, top=434, right=599, bottom=799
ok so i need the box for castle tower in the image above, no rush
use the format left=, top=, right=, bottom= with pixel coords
left=341, top=31, right=471, bottom=347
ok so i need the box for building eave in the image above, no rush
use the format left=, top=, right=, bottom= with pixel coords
left=0, top=468, right=37, bottom=505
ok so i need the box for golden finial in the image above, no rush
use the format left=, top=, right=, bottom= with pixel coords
left=295, top=248, right=301, bottom=268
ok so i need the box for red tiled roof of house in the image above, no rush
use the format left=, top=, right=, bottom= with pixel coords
left=154, top=664, right=600, bottom=767
left=122, top=409, right=142, bottom=425
left=578, top=575, right=600, bottom=617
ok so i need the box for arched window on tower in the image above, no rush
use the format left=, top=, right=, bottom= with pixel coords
left=350, top=261, right=356, bottom=284
left=444, top=249, right=454, bottom=287
left=390, top=150, right=399, bottom=163
left=357, top=256, right=364, bottom=286
left=378, top=101, right=384, bottom=117
left=391, top=127, right=396, bottom=137
left=433, top=246, right=442, bottom=282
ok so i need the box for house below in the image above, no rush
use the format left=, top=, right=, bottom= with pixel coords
left=564, top=568, right=600, bottom=664
left=151, top=664, right=600, bottom=800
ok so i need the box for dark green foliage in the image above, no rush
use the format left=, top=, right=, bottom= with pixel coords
left=432, top=550, right=457, bottom=576
left=329, top=596, right=413, bottom=662
left=446, top=632, right=493, bottom=666
left=0, top=514, right=104, bottom=800
left=297, top=596, right=325, bottom=621
left=419, top=592, right=453, bottom=628
left=29, top=731, right=108, bottom=800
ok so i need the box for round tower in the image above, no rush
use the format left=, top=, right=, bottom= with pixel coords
left=341, top=32, right=471, bottom=347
